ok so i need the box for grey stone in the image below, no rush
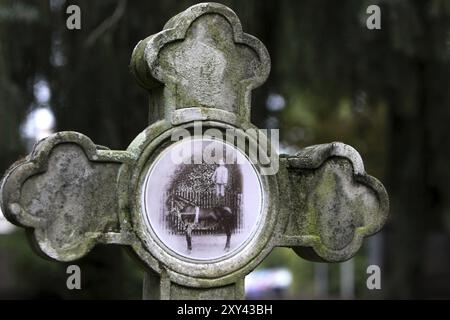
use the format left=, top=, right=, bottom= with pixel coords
left=0, top=3, right=388, bottom=300
left=130, top=2, right=270, bottom=124
left=0, top=132, right=131, bottom=261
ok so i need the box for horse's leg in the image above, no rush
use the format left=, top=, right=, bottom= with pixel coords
left=185, top=227, right=192, bottom=252
left=224, top=223, right=231, bottom=251
left=225, top=233, right=231, bottom=251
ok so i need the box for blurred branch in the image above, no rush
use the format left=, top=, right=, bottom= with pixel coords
left=84, top=0, right=127, bottom=48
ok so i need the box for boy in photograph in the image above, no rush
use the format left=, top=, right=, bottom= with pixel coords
left=212, top=159, right=228, bottom=197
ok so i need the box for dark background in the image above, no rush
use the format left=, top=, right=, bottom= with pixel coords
left=0, top=0, right=449, bottom=299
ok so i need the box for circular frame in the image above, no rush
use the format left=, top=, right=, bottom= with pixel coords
left=140, top=136, right=265, bottom=262
left=119, top=119, right=279, bottom=287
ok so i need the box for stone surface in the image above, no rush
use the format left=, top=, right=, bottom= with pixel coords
left=0, top=3, right=388, bottom=300
left=130, top=2, right=270, bottom=123
left=280, top=143, right=388, bottom=262
left=0, top=132, right=132, bottom=261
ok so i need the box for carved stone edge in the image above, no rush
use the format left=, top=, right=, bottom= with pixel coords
left=277, top=142, right=389, bottom=262
left=0, top=131, right=134, bottom=261
left=129, top=2, right=271, bottom=120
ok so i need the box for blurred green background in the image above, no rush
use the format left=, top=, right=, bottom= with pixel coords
left=0, top=0, right=449, bottom=299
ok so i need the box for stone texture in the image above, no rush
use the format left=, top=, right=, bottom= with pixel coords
left=130, top=2, right=270, bottom=123
left=0, top=132, right=132, bottom=261
left=0, top=3, right=389, bottom=300
left=279, top=142, right=388, bottom=262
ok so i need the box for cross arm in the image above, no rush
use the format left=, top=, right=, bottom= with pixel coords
left=0, top=132, right=134, bottom=261
left=273, top=142, right=389, bottom=262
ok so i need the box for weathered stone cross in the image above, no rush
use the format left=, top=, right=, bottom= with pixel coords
left=0, top=3, right=388, bottom=300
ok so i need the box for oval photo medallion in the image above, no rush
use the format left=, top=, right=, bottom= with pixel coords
left=141, top=137, right=264, bottom=261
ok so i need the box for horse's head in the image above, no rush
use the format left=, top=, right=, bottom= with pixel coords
left=214, top=206, right=233, bottom=215
left=181, top=205, right=196, bottom=214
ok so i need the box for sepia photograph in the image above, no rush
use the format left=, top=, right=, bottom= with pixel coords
left=141, top=138, right=263, bottom=260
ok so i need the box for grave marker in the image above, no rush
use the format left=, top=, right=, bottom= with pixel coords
left=0, top=3, right=388, bottom=300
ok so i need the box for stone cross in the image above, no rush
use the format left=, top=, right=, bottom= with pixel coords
left=0, top=3, right=388, bottom=300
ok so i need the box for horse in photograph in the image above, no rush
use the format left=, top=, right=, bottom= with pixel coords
left=179, top=205, right=236, bottom=251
